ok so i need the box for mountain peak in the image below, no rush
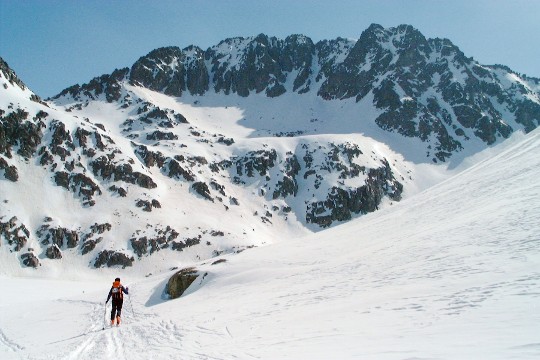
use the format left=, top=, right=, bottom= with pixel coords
left=364, top=23, right=385, bottom=35
left=253, top=33, right=271, bottom=44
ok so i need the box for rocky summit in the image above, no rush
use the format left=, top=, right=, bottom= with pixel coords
left=54, top=24, right=540, bottom=162
left=1, top=24, right=539, bottom=272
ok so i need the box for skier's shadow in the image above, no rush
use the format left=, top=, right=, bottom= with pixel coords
left=47, top=328, right=102, bottom=345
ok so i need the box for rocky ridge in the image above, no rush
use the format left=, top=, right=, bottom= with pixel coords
left=54, top=24, right=540, bottom=162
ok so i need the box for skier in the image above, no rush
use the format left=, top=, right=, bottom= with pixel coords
left=106, top=277, right=129, bottom=326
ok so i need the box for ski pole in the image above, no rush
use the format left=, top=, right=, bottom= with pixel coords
left=103, top=302, right=107, bottom=330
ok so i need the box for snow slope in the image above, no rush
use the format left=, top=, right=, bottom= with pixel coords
left=1, top=127, right=538, bottom=359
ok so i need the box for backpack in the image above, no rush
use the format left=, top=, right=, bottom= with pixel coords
left=111, top=281, right=123, bottom=300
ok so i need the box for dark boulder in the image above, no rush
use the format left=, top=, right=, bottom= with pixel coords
left=130, top=237, right=148, bottom=257
left=217, top=137, right=235, bottom=146
left=165, top=267, right=200, bottom=299
left=130, top=225, right=179, bottom=257
left=135, top=199, right=161, bottom=212
left=134, top=144, right=166, bottom=168
left=135, top=199, right=153, bottom=212
left=91, top=156, right=157, bottom=189
left=89, top=222, right=112, bottom=235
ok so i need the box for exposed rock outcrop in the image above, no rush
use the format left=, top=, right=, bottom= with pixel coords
left=0, top=216, right=30, bottom=251
left=192, top=182, right=213, bottom=202
left=0, top=108, right=45, bottom=159
left=0, top=157, right=18, bottom=181
left=130, top=225, right=179, bottom=257
left=21, top=252, right=40, bottom=268
left=90, top=155, right=157, bottom=189
left=306, top=159, right=402, bottom=227
left=1, top=57, right=27, bottom=90
left=45, top=245, right=62, bottom=259
left=93, top=250, right=134, bottom=268
left=165, top=267, right=200, bottom=299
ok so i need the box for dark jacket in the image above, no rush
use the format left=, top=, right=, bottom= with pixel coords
left=106, top=281, right=129, bottom=303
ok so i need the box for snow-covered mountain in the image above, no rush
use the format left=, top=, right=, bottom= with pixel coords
left=1, top=24, right=539, bottom=274
left=1, top=115, right=538, bottom=359
left=54, top=24, right=540, bottom=161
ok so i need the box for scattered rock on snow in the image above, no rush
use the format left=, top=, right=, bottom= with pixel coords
left=21, top=252, right=40, bottom=268
left=45, top=244, right=62, bottom=259
left=93, top=250, right=134, bottom=268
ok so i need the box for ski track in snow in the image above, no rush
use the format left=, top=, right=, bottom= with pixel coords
left=59, top=304, right=181, bottom=360
left=34, top=299, right=255, bottom=360
left=0, top=328, right=24, bottom=353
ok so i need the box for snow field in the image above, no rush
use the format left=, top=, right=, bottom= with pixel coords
left=1, top=128, right=539, bottom=359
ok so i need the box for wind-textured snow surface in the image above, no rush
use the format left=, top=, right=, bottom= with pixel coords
left=1, top=128, right=538, bottom=359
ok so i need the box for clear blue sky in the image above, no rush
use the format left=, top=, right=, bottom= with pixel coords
left=1, top=0, right=539, bottom=97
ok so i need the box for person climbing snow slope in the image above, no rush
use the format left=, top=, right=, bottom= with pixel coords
left=106, top=277, right=129, bottom=326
